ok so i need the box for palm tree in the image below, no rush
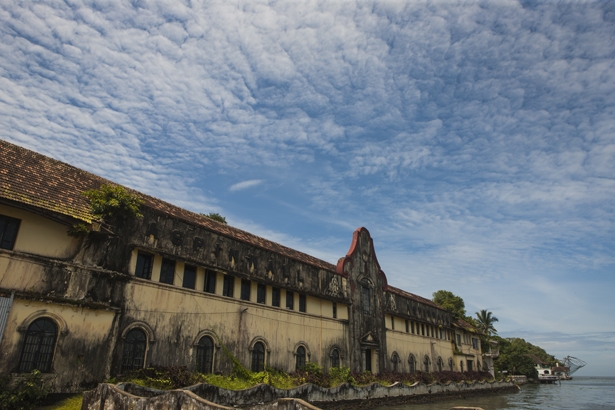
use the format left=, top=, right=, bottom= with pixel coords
left=475, top=309, right=499, bottom=337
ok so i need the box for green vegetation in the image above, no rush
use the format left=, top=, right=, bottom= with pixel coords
left=432, top=290, right=467, bottom=321
left=494, top=337, right=556, bottom=379
left=432, top=290, right=559, bottom=381
left=46, top=394, right=82, bottom=410
left=0, top=370, right=49, bottom=410
left=475, top=309, right=499, bottom=337
left=113, top=364, right=493, bottom=392
left=201, top=212, right=227, bottom=224
left=69, top=184, right=144, bottom=236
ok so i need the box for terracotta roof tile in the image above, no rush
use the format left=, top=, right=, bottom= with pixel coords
left=0, top=140, right=337, bottom=272
left=387, top=286, right=445, bottom=310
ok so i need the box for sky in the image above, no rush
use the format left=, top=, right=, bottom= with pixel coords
left=1, top=1, right=614, bottom=376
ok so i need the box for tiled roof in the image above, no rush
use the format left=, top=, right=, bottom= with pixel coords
left=0, top=139, right=337, bottom=272
left=387, top=286, right=446, bottom=310
left=454, top=318, right=479, bottom=333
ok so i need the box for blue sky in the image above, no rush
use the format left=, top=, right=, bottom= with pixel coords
left=1, top=1, right=613, bottom=376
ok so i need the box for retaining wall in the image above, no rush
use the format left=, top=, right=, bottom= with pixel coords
left=82, top=379, right=516, bottom=410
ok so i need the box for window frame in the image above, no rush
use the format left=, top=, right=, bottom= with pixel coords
left=122, top=328, right=147, bottom=373
left=257, top=283, right=266, bottom=304
left=0, top=214, right=20, bottom=250
left=295, top=345, right=307, bottom=370
left=159, top=258, right=176, bottom=285
left=135, top=251, right=154, bottom=279
left=299, top=294, right=306, bottom=312
left=271, top=287, right=280, bottom=307
left=204, top=270, right=217, bottom=293
left=251, top=342, right=265, bottom=372
left=18, top=318, right=58, bottom=373
left=222, top=275, right=235, bottom=297
left=195, top=336, right=214, bottom=374
left=286, top=291, right=294, bottom=310
left=240, top=279, right=251, bottom=301
left=182, top=265, right=196, bottom=289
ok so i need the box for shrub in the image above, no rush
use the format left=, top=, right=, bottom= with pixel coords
left=0, top=370, right=49, bottom=410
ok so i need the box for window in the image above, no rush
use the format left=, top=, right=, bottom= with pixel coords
left=460, top=360, right=464, bottom=372
left=299, top=294, right=306, bottom=312
left=257, top=284, right=266, bottom=304
left=330, top=348, right=340, bottom=368
left=135, top=252, right=153, bottom=279
left=159, top=258, right=175, bottom=284
left=332, top=302, right=337, bottom=319
left=241, top=279, right=251, bottom=301
left=122, top=329, right=146, bottom=372
left=365, top=349, right=372, bottom=372
left=286, top=291, right=294, bottom=310
left=223, top=275, right=234, bottom=297
left=182, top=265, right=196, bottom=289
left=196, top=336, right=214, bottom=374
left=467, top=360, right=473, bottom=372
left=272, top=287, right=280, bottom=307
left=405, top=320, right=409, bottom=333
left=456, top=334, right=461, bottom=347
left=472, top=337, right=479, bottom=350
left=251, top=342, right=265, bottom=372
left=437, top=357, right=444, bottom=372
left=0, top=214, right=20, bottom=250
left=391, top=316, right=395, bottom=330
left=391, top=353, right=400, bottom=372
left=408, top=354, right=415, bottom=373
left=361, top=286, right=371, bottom=313
left=411, top=321, right=415, bottom=334
left=18, top=318, right=57, bottom=373
left=423, top=355, right=431, bottom=373
left=421, top=324, right=425, bottom=336
left=296, top=346, right=306, bottom=370
left=204, top=270, right=216, bottom=293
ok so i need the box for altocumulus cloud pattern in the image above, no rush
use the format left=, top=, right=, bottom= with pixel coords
left=0, top=1, right=614, bottom=376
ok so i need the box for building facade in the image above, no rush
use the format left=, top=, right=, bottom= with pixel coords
left=0, top=140, right=485, bottom=392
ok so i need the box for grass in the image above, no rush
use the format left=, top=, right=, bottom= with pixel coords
left=41, top=394, right=82, bottom=410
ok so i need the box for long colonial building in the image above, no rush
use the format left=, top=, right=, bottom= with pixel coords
left=0, top=140, right=488, bottom=392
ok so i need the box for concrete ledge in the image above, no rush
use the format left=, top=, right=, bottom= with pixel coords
left=82, top=379, right=516, bottom=409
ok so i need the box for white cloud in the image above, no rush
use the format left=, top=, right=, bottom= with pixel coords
left=229, top=179, right=264, bottom=192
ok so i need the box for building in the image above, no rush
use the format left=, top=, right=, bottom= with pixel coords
left=0, top=140, right=485, bottom=392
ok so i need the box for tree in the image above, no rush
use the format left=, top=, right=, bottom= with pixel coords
left=201, top=212, right=227, bottom=224
left=475, top=309, right=499, bottom=337
left=493, top=336, right=556, bottom=378
left=83, top=184, right=143, bottom=221
left=432, top=290, right=466, bottom=321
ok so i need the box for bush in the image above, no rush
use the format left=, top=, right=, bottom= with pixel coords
left=0, top=370, right=49, bottom=410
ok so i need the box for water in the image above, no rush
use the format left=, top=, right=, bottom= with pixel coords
left=374, top=377, right=615, bottom=410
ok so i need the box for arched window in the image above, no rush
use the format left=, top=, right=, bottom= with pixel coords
left=122, top=329, right=147, bottom=372
left=196, top=336, right=214, bottom=374
left=437, top=357, right=444, bottom=372
left=296, top=346, right=306, bottom=370
left=408, top=354, right=416, bottom=373
left=391, top=352, right=400, bottom=372
left=18, top=318, right=57, bottom=373
left=423, top=355, right=431, bottom=373
left=251, top=342, right=265, bottom=372
left=448, top=357, right=454, bottom=371
left=330, top=348, right=340, bottom=368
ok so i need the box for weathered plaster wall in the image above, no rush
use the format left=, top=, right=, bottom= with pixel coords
left=0, top=204, right=80, bottom=259
left=114, top=278, right=350, bottom=374
left=0, top=299, right=118, bottom=392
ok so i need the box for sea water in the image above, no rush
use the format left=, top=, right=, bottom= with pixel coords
left=374, top=377, right=615, bottom=410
